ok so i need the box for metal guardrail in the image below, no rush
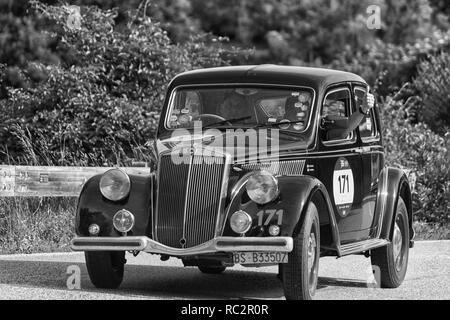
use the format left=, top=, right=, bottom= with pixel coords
left=0, top=166, right=150, bottom=197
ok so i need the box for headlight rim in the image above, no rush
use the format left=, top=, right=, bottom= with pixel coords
left=113, top=209, right=135, bottom=233
left=245, top=170, right=279, bottom=205
left=99, top=168, right=131, bottom=202
left=230, top=210, right=253, bottom=235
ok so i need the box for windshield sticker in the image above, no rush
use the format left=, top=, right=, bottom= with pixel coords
left=366, top=117, right=372, bottom=132
left=179, top=115, right=192, bottom=125
left=268, top=118, right=277, bottom=123
left=291, top=92, right=300, bottom=97
left=333, top=157, right=355, bottom=217
left=298, top=93, right=310, bottom=103
left=279, top=119, right=291, bottom=130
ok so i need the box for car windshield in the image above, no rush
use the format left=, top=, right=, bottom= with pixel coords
left=166, top=86, right=315, bottom=133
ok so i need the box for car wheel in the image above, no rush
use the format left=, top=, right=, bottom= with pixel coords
left=282, top=202, right=320, bottom=300
left=371, top=197, right=409, bottom=288
left=85, top=251, right=126, bottom=289
left=198, top=265, right=226, bottom=274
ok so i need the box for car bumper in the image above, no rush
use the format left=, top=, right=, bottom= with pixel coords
left=71, top=236, right=293, bottom=256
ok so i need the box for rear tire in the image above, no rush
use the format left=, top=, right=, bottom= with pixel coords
left=371, top=197, right=409, bottom=288
left=282, top=202, right=320, bottom=300
left=85, top=251, right=126, bottom=289
left=198, top=265, right=226, bottom=274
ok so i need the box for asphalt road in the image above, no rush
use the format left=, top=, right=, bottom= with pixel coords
left=0, top=241, right=448, bottom=300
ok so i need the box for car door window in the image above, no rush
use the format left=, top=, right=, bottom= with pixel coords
left=322, top=88, right=354, bottom=143
left=355, top=88, right=378, bottom=141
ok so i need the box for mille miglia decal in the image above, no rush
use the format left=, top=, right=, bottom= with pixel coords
left=333, top=157, right=355, bottom=218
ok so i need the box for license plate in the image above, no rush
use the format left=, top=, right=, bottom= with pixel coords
left=233, top=252, right=289, bottom=265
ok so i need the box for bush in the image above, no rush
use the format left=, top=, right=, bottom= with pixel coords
left=328, top=29, right=450, bottom=94
left=381, top=96, right=450, bottom=224
left=412, top=51, right=450, bottom=134
left=0, top=1, right=246, bottom=165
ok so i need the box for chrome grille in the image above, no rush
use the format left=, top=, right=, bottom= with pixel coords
left=155, top=155, right=190, bottom=248
left=242, top=160, right=306, bottom=176
left=155, top=153, right=227, bottom=249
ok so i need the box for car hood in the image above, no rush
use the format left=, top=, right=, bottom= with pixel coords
left=155, top=130, right=311, bottom=163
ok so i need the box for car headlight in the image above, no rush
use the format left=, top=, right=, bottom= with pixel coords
left=99, top=169, right=131, bottom=201
left=113, top=209, right=135, bottom=233
left=246, top=171, right=279, bottom=205
left=230, top=210, right=253, bottom=234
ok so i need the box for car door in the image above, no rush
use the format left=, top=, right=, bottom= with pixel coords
left=353, top=85, right=383, bottom=237
left=317, top=85, right=369, bottom=243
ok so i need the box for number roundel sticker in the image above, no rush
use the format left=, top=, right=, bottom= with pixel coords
left=333, top=157, right=355, bottom=217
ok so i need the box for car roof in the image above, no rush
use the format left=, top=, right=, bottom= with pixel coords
left=169, top=65, right=367, bottom=91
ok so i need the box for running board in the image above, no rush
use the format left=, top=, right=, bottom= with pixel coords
left=338, top=239, right=390, bottom=257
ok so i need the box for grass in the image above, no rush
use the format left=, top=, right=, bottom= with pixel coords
left=0, top=197, right=76, bottom=254
left=413, top=221, right=450, bottom=241
left=0, top=197, right=448, bottom=255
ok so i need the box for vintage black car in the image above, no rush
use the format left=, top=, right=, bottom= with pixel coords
left=71, top=65, right=414, bottom=300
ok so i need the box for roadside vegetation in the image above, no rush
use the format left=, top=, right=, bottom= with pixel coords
left=0, top=0, right=448, bottom=253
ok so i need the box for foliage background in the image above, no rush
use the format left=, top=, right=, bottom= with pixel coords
left=0, top=0, right=448, bottom=252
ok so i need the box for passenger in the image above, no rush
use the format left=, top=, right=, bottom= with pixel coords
left=323, top=90, right=375, bottom=140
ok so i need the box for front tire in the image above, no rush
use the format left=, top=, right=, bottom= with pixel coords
left=85, top=251, right=126, bottom=289
left=371, top=197, right=410, bottom=288
left=282, top=202, right=320, bottom=300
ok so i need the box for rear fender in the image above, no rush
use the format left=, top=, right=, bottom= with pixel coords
left=375, top=167, right=413, bottom=241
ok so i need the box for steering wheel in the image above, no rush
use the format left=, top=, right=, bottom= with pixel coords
left=194, top=114, right=232, bottom=126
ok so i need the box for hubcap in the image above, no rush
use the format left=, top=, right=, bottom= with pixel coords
left=307, top=232, right=318, bottom=294
left=393, top=219, right=404, bottom=271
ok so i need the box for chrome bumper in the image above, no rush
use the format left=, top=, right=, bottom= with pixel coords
left=71, top=236, right=293, bottom=256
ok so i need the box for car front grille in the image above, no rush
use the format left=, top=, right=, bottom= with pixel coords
left=155, top=153, right=228, bottom=249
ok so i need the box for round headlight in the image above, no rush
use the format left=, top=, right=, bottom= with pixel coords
left=99, top=169, right=131, bottom=201
left=246, top=171, right=279, bottom=205
left=230, top=210, right=252, bottom=234
left=113, top=209, right=135, bottom=233
left=88, top=224, right=100, bottom=236
left=269, top=225, right=281, bottom=237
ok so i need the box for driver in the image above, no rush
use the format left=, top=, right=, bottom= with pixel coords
left=218, top=92, right=251, bottom=120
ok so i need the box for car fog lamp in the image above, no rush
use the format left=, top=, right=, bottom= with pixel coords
left=88, top=224, right=100, bottom=236
left=269, top=225, right=281, bottom=237
left=113, top=209, right=135, bottom=233
left=99, top=169, right=131, bottom=202
left=230, top=211, right=252, bottom=234
left=246, top=171, right=279, bottom=205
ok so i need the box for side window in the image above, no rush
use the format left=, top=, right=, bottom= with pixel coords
left=323, top=90, right=349, bottom=118
left=322, top=88, right=353, bottom=143
left=355, top=88, right=378, bottom=141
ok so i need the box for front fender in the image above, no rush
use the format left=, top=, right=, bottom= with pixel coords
left=376, top=167, right=413, bottom=241
left=223, top=175, right=339, bottom=249
left=76, top=173, right=153, bottom=238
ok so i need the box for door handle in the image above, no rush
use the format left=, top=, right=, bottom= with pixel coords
left=354, top=147, right=371, bottom=154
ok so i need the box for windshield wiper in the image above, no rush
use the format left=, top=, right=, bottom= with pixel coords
left=252, top=120, right=308, bottom=141
left=253, top=120, right=306, bottom=130
left=203, top=116, right=252, bottom=128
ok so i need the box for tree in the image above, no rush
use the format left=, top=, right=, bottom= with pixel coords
left=0, top=1, right=244, bottom=165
